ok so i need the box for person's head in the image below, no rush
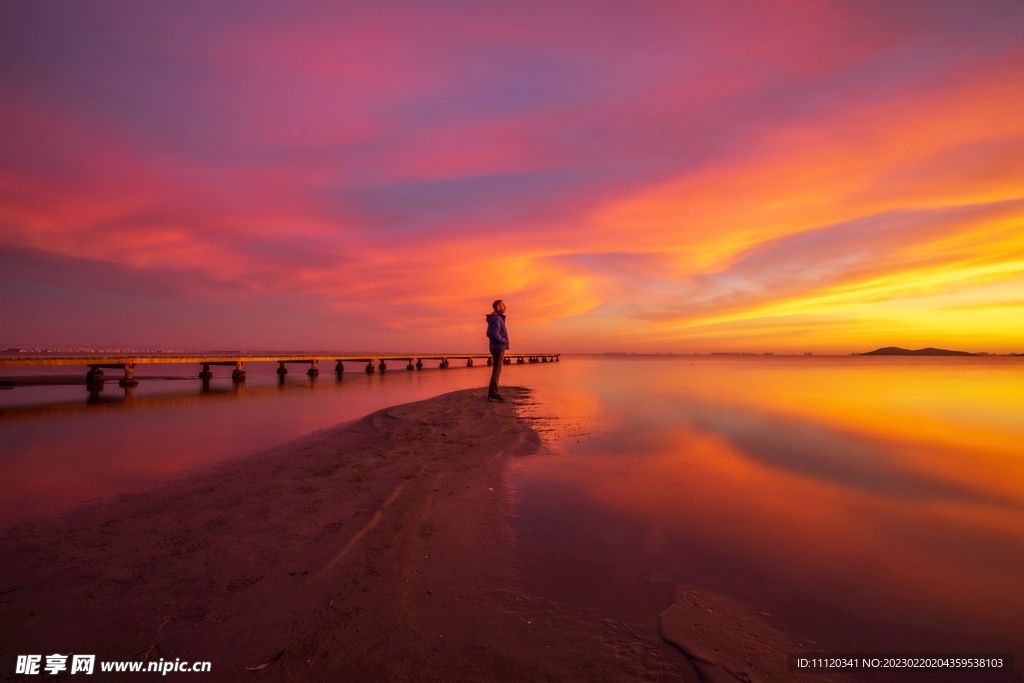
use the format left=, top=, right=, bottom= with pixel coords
left=492, top=299, right=506, bottom=314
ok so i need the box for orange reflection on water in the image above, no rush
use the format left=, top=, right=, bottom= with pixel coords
left=516, top=356, right=1024, bottom=654
left=657, top=358, right=1024, bottom=503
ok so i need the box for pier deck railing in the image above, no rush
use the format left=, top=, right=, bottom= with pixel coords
left=0, top=352, right=560, bottom=387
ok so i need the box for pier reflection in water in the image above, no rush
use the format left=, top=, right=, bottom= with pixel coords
left=82, top=374, right=249, bottom=403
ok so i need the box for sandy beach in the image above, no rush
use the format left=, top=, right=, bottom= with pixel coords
left=2, top=387, right=845, bottom=682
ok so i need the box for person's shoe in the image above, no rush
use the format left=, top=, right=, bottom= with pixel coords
left=488, top=394, right=505, bottom=402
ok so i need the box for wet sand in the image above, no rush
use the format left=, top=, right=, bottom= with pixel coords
left=1, top=387, right=843, bottom=682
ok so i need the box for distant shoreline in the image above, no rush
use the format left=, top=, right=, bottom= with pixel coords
left=861, top=346, right=977, bottom=356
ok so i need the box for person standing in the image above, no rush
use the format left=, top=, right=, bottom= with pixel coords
left=485, top=299, right=509, bottom=401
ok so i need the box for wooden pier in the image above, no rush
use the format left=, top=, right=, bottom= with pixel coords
left=0, top=352, right=561, bottom=388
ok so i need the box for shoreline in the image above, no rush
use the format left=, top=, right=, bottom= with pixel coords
left=1, top=387, right=843, bottom=682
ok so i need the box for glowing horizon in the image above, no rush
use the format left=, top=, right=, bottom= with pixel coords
left=2, top=1, right=1022, bottom=353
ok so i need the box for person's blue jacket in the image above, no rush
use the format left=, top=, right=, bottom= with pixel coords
left=485, top=312, right=509, bottom=351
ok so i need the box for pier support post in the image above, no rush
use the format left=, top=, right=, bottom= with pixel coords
left=87, top=365, right=105, bottom=400
left=406, top=360, right=414, bottom=371
left=379, top=360, right=387, bottom=372
left=466, top=358, right=473, bottom=367
left=308, top=360, right=319, bottom=377
left=365, top=361, right=374, bottom=373
left=335, top=361, right=344, bottom=374
left=440, top=359, right=448, bottom=369
left=504, top=357, right=511, bottom=365
left=416, top=359, right=423, bottom=370
left=555, top=356, right=559, bottom=361
left=232, top=361, right=246, bottom=382
left=86, top=366, right=105, bottom=398
left=542, top=356, right=548, bottom=362
left=277, top=362, right=288, bottom=376
left=199, top=363, right=213, bottom=380
left=119, top=363, right=139, bottom=388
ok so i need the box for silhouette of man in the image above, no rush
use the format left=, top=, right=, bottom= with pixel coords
left=485, top=299, right=509, bottom=401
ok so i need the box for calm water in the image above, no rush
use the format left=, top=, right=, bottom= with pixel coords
left=513, top=355, right=1024, bottom=670
left=2, top=355, right=1022, bottom=667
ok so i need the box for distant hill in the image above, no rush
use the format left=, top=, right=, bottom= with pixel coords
left=861, top=346, right=976, bottom=356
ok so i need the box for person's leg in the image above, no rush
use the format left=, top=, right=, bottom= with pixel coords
left=488, top=349, right=504, bottom=397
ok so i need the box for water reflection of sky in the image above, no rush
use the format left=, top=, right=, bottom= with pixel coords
left=512, top=356, right=1024, bottom=663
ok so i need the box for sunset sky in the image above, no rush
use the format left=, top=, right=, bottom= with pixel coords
left=2, top=1, right=1022, bottom=353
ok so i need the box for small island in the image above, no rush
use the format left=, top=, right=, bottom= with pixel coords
left=861, top=346, right=976, bottom=356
